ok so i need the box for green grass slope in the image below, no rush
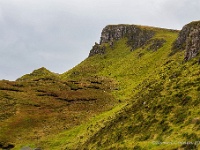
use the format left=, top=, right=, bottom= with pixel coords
left=0, top=24, right=200, bottom=150
left=0, top=68, right=116, bottom=149
left=58, top=26, right=200, bottom=150
left=61, top=27, right=179, bottom=101
left=80, top=55, right=200, bottom=150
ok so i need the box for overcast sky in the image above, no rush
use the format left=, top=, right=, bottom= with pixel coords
left=0, top=0, right=200, bottom=80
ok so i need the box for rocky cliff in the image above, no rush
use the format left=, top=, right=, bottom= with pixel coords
left=89, top=43, right=106, bottom=57
left=89, top=25, right=155, bottom=57
left=2, top=21, right=200, bottom=150
left=173, top=21, right=200, bottom=61
left=90, top=22, right=200, bottom=61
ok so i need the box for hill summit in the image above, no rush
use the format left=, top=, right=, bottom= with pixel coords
left=0, top=21, right=200, bottom=150
left=17, top=67, right=59, bottom=81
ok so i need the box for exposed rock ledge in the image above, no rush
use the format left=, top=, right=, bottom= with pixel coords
left=89, top=25, right=155, bottom=57
left=173, top=21, right=200, bottom=61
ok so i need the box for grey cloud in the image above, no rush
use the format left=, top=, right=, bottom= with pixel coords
left=0, top=0, right=199, bottom=80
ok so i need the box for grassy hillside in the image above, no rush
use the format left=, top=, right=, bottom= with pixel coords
left=79, top=54, right=200, bottom=150
left=59, top=26, right=200, bottom=150
left=61, top=27, right=179, bottom=101
left=0, top=23, right=200, bottom=150
left=0, top=68, right=116, bottom=149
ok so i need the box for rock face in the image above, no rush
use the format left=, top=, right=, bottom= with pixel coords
left=100, top=25, right=129, bottom=44
left=100, top=25, right=155, bottom=48
left=89, top=25, right=155, bottom=57
left=89, top=43, right=106, bottom=57
left=147, top=38, right=166, bottom=51
left=173, top=21, right=200, bottom=60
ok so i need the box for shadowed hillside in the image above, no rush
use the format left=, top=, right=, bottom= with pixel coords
left=0, top=21, right=200, bottom=150
left=0, top=68, right=116, bottom=149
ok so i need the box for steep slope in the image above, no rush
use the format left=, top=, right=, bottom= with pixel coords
left=79, top=57, right=200, bottom=150
left=59, top=22, right=200, bottom=150
left=0, top=68, right=116, bottom=149
left=61, top=25, right=179, bottom=101
left=0, top=21, right=200, bottom=150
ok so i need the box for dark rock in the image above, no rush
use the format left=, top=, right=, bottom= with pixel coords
left=126, top=27, right=155, bottom=51
left=89, top=25, right=155, bottom=57
left=0, top=142, right=15, bottom=149
left=100, top=25, right=155, bottom=50
left=147, top=38, right=166, bottom=51
left=172, top=25, right=191, bottom=51
left=172, top=21, right=200, bottom=60
left=89, top=43, right=106, bottom=57
left=185, top=28, right=200, bottom=60
left=100, top=25, right=128, bottom=44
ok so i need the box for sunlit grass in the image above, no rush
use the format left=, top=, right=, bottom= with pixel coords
left=1, top=25, right=200, bottom=149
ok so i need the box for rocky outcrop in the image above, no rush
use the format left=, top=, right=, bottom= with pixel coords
left=100, top=25, right=129, bottom=44
left=185, top=27, right=200, bottom=61
left=147, top=38, right=166, bottom=51
left=89, top=43, right=106, bottom=57
left=173, top=21, right=200, bottom=61
left=89, top=25, right=155, bottom=57
left=100, top=25, right=155, bottom=50
left=100, top=25, right=154, bottom=50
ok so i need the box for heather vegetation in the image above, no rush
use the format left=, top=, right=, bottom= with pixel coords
left=0, top=68, right=116, bottom=149
left=0, top=22, right=200, bottom=150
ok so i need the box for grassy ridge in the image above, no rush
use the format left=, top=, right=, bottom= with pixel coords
left=0, top=68, right=117, bottom=149
left=80, top=53, right=200, bottom=149
left=61, top=27, right=179, bottom=100
left=1, top=25, right=200, bottom=149
left=54, top=50, right=199, bottom=149
left=59, top=27, right=200, bottom=149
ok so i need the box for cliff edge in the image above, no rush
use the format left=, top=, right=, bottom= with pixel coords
left=89, top=25, right=155, bottom=57
left=173, top=21, right=200, bottom=61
